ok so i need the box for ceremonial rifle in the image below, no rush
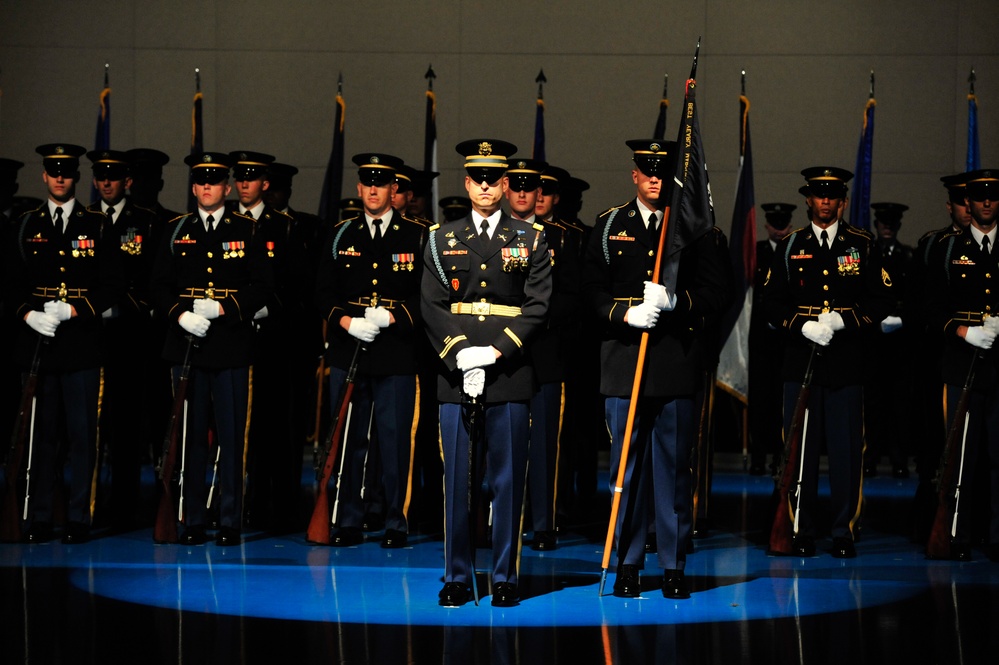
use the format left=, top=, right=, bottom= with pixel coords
left=768, top=342, right=819, bottom=555
left=306, top=340, right=362, bottom=544
left=926, top=349, right=980, bottom=559
left=1, top=337, right=44, bottom=542
left=153, top=336, right=195, bottom=544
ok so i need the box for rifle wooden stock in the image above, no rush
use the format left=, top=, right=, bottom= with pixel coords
left=153, top=337, right=195, bottom=544
left=1, top=337, right=44, bottom=542
left=926, top=350, right=980, bottom=559
left=768, top=344, right=819, bottom=555
left=306, top=342, right=361, bottom=545
left=308, top=320, right=329, bottom=445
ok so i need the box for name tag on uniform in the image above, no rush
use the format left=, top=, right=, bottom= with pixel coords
left=609, top=234, right=635, bottom=242
left=953, top=255, right=975, bottom=265
left=443, top=250, right=467, bottom=256
left=791, top=252, right=812, bottom=259
left=338, top=250, right=361, bottom=257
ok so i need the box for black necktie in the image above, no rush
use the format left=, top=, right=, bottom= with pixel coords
left=479, top=219, right=489, bottom=242
left=373, top=218, right=383, bottom=240
left=649, top=213, right=658, bottom=241
left=206, top=214, right=215, bottom=232
left=984, top=236, right=991, bottom=256
left=820, top=230, right=829, bottom=250
left=106, top=205, right=115, bottom=224
left=55, top=207, right=65, bottom=234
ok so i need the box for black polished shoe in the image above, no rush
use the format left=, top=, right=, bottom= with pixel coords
left=491, top=582, right=519, bottom=607
left=61, top=522, right=91, bottom=545
left=23, top=521, right=54, bottom=544
left=179, top=525, right=209, bottom=545
left=951, top=543, right=972, bottom=562
left=792, top=535, right=816, bottom=557
left=361, top=512, right=384, bottom=532
left=216, top=527, right=241, bottom=546
left=438, top=582, right=471, bottom=607
left=613, top=565, right=641, bottom=598
left=381, top=529, right=407, bottom=549
left=531, top=530, right=557, bottom=551
left=831, top=537, right=857, bottom=559
left=332, top=526, right=363, bottom=547
left=662, top=569, right=690, bottom=600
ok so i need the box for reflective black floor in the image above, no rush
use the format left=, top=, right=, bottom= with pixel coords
left=1, top=458, right=997, bottom=664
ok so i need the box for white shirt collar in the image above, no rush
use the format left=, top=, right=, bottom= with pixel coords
left=811, top=220, right=839, bottom=243
left=970, top=225, right=996, bottom=249
left=48, top=199, right=76, bottom=223
left=475, top=209, right=503, bottom=239
left=635, top=199, right=661, bottom=228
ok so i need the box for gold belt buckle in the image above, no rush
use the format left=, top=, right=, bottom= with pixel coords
left=471, top=302, right=491, bottom=316
left=205, top=282, right=215, bottom=300
left=58, top=282, right=68, bottom=301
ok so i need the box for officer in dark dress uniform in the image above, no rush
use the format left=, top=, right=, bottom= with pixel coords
left=925, top=169, right=999, bottom=562
left=5, top=143, right=125, bottom=543
left=506, top=159, right=579, bottom=551
left=863, top=202, right=914, bottom=478
left=226, top=150, right=303, bottom=532
left=909, top=174, right=973, bottom=539
left=262, top=161, right=325, bottom=529
left=422, top=139, right=552, bottom=607
left=86, top=150, right=160, bottom=530
left=762, top=166, right=894, bottom=558
left=439, top=196, right=471, bottom=222
left=316, top=153, right=426, bottom=549
left=582, top=139, right=729, bottom=599
left=125, top=148, right=181, bottom=226
left=150, top=152, right=273, bottom=546
left=748, top=203, right=794, bottom=475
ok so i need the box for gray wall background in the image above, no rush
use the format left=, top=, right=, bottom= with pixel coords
left=2, top=0, right=997, bottom=243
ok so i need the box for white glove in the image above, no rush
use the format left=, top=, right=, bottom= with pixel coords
left=643, top=281, right=676, bottom=311
left=178, top=311, right=211, bottom=337
left=364, top=306, right=391, bottom=329
left=44, top=300, right=73, bottom=322
left=347, top=317, right=380, bottom=343
left=985, top=316, right=999, bottom=335
left=25, top=311, right=59, bottom=337
left=964, top=325, right=996, bottom=350
left=193, top=298, right=221, bottom=320
left=463, top=368, right=486, bottom=398
left=456, top=346, right=496, bottom=371
left=253, top=306, right=269, bottom=320
left=818, top=311, right=845, bottom=331
left=626, top=303, right=660, bottom=329
left=880, top=315, right=903, bottom=334
left=801, top=320, right=834, bottom=346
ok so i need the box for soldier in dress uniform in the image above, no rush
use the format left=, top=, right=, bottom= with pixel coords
left=762, top=166, right=894, bottom=558
left=5, top=143, right=125, bottom=543
left=407, top=169, right=439, bottom=223
left=86, top=149, right=161, bottom=530
left=863, top=202, right=914, bottom=479
left=748, top=203, right=794, bottom=475
left=315, top=152, right=426, bottom=549
left=506, top=159, right=577, bottom=551
left=925, top=169, right=999, bottom=562
left=339, top=197, right=363, bottom=221
left=422, top=139, right=552, bottom=607
left=125, top=148, right=180, bottom=225
left=582, top=139, right=729, bottom=599
left=909, top=174, right=973, bottom=539
left=150, top=151, right=273, bottom=546
left=0, top=158, right=23, bottom=222
left=225, top=150, right=307, bottom=532
left=439, top=196, right=471, bottom=222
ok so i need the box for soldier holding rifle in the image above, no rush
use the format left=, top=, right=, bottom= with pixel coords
left=5, top=144, right=124, bottom=544
left=925, top=169, right=999, bottom=562
left=315, top=153, right=426, bottom=549
left=763, top=166, right=893, bottom=559
left=150, top=152, right=272, bottom=546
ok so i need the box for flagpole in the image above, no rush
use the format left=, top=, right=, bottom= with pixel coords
left=598, top=40, right=700, bottom=597
left=424, top=65, right=438, bottom=222
left=967, top=67, right=980, bottom=172
left=653, top=74, right=669, bottom=140
left=533, top=69, right=546, bottom=161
